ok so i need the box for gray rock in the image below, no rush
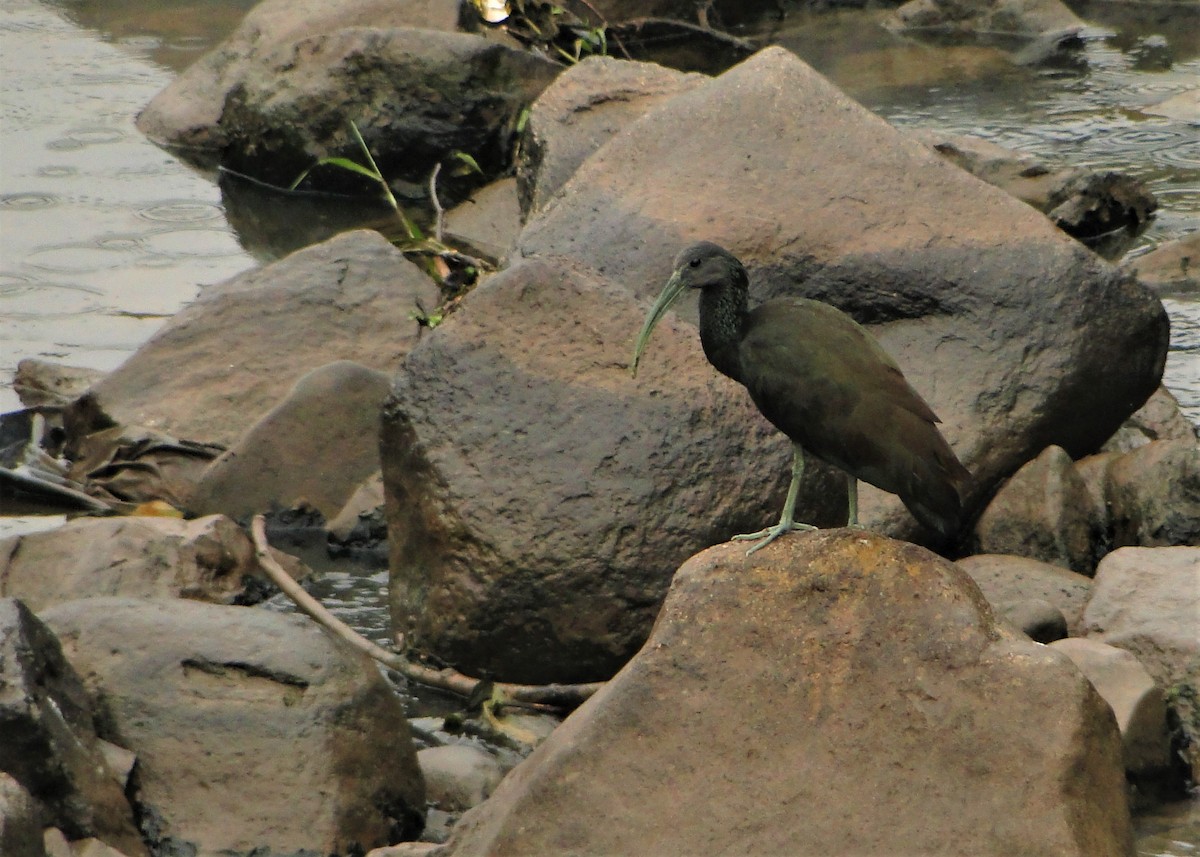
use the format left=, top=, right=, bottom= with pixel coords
left=0, top=515, right=285, bottom=612
left=382, top=257, right=842, bottom=683
left=440, top=532, right=1133, bottom=857
left=1083, top=546, right=1200, bottom=779
left=40, top=597, right=425, bottom=856
left=328, top=470, right=386, bottom=544
left=0, top=768, right=43, bottom=854
left=1100, top=385, right=1196, bottom=454
left=1108, top=438, right=1200, bottom=547
left=0, top=772, right=47, bottom=857
left=996, top=597, right=1069, bottom=642
left=516, top=56, right=705, bottom=216
left=972, top=445, right=1104, bottom=574
left=137, top=0, right=463, bottom=151
left=186, top=361, right=392, bottom=520
left=0, top=600, right=145, bottom=856
left=417, top=744, right=504, bottom=812
left=66, top=230, right=440, bottom=449
left=213, top=27, right=560, bottom=197
left=956, top=552, right=1093, bottom=633
left=443, top=178, right=522, bottom=264
left=1050, top=638, right=1173, bottom=780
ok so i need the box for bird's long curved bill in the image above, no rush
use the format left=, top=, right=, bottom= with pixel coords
left=630, top=269, right=687, bottom=378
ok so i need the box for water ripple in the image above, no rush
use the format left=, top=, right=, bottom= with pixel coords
left=0, top=191, right=60, bottom=210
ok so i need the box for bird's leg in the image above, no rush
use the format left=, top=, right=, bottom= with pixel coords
left=846, top=473, right=863, bottom=528
left=733, top=443, right=817, bottom=555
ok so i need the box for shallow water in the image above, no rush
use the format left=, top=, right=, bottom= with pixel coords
left=0, top=1, right=1197, bottom=845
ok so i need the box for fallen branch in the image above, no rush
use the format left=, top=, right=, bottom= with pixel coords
left=249, top=515, right=604, bottom=710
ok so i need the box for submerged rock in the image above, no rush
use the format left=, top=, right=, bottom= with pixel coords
left=438, top=531, right=1134, bottom=857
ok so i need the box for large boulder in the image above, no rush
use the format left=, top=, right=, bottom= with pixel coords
left=1107, top=437, right=1200, bottom=548
left=137, top=0, right=462, bottom=151
left=514, top=47, right=1167, bottom=534
left=0, top=515, right=283, bottom=612
left=439, top=531, right=1134, bottom=857
left=385, top=48, right=1166, bottom=681
left=382, top=257, right=844, bottom=683
left=0, top=600, right=145, bottom=857
left=41, top=597, right=425, bottom=857
left=66, top=229, right=439, bottom=449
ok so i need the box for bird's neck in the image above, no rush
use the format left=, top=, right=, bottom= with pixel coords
left=698, top=278, right=748, bottom=383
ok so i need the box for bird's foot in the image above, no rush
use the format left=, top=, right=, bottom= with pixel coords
left=732, top=521, right=817, bottom=556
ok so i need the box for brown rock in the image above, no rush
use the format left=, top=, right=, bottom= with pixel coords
left=0, top=515, right=284, bottom=612
left=1108, top=437, right=1200, bottom=547
left=441, top=531, right=1134, bottom=857
left=187, top=361, right=392, bottom=520
left=956, top=552, right=1093, bottom=633
left=67, top=230, right=439, bottom=449
left=972, top=445, right=1104, bottom=574
left=516, top=56, right=705, bottom=216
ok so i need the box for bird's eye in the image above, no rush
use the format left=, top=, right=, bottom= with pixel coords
left=688, top=257, right=701, bottom=268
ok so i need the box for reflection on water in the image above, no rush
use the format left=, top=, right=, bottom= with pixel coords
left=0, top=0, right=254, bottom=415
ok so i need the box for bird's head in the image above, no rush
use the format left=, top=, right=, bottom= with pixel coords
left=630, top=242, right=746, bottom=377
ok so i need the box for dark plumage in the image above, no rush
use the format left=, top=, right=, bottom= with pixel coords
left=631, top=242, right=970, bottom=553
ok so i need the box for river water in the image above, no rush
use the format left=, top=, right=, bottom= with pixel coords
left=0, top=0, right=1197, bottom=849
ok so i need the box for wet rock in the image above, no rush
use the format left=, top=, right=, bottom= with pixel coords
left=66, top=230, right=440, bottom=449
left=213, top=28, right=560, bottom=199
left=1108, top=438, right=1200, bottom=547
left=515, top=46, right=1167, bottom=541
left=382, top=256, right=837, bottom=683
left=1100, top=385, right=1196, bottom=454
left=996, top=597, right=1068, bottom=642
left=328, top=471, right=386, bottom=544
left=516, top=56, right=705, bottom=216
left=915, top=131, right=1157, bottom=244
left=972, top=445, right=1104, bottom=574
left=1124, top=233, right=1200, bottom=296
left=137, top=0, right=462, bottom=152
left=1128, top=33, right=1172, bottom=71
left=0, top=600, right=145, bottom=857
left=417, top=744, right=504, bottom=812
left=0, top=773, right=44, bottom=857
left=1045, top=170, right=1158, bottom=243
left=12, top=360, right=106, bottom=411
left=0, top=515, right=287, bottom=612
left=888, top=0, right=1086, bottom=37
left=440, top=531, right=1134, bottom=857
left=1140, top=88, right=1199, bottom=123
left=1050, top=638, right=1174, bottom=783
left=186, top=361, right=392, bottom=521
left=40, top=597, right=426, bottom=857
left=956, top=552, right=1093, bottom=633
left=1083, top=546, right=1200, bottom=778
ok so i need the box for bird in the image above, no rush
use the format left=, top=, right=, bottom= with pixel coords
left=630, top=241, right=970, bottom=554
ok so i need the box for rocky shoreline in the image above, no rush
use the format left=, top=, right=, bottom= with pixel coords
left=2, top=0, right=1198, bottom=855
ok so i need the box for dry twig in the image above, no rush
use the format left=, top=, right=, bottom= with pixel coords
left=249, top=515, right=604, bottom=710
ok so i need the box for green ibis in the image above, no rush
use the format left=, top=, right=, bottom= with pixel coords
left=631, top=242, right=970, bottom=554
